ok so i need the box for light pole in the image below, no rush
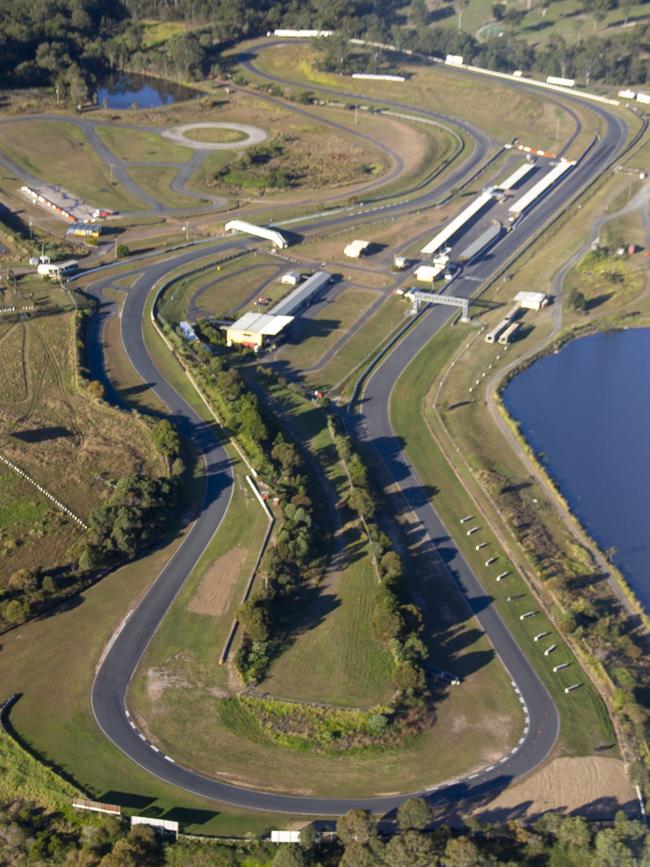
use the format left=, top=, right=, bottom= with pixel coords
left=183, top=224, right=189, bottom=242
left=110, top=163, right=115, bottom=184
left=28, top=219, right=32, bottom=240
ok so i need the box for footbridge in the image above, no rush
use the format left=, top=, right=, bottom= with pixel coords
left=407, top=290, right=470, bottom=322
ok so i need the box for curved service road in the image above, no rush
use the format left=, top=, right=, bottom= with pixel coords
left=88, top=48, right=630, bottom=815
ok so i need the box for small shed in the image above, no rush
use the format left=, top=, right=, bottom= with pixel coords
left=415, top=264, right=444, bottom=283
left=515, top=291, right=548, bottom=311
left=344, top=239, right=370, bottom=258
left=281, top=271, right=301, bottom=286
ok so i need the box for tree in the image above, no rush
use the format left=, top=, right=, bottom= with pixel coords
left=410, top=0, right=429, bottom=27
left=570, top=288, right=588, bottom=312
left=385, top=829, right=438, bottom=866
left=337, top=809, right=378, bottom=846
left=237, top=600, right=270, bottom=641
left=346, top=487, right=376, bottom=519
left=396, top=797, right=432, bottom=832
left=272, top=845, right=308, bottom=867
left=443, top=835, right=484, bottom=866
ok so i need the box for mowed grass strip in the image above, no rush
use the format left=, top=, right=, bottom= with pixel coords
left=0, top=524, right=285, bottom=835
left=389, top=321, right=615, bottom=756
left=277, top=286, right=382, bottom=372
left=129, top=462, right=269, bottom=709
left=0, top=121, right=144, bottom=211
left=248, top=42, right=593, bottom=157
left=95, top=124, right=192, bottom=162
left=125, top=165, right=201, bottom=210
left=308, top=294, right=407, bottom=391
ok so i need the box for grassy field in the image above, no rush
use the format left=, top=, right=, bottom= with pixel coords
left=275, top=286, right=383, bottom=372
left=0, top=269, right=292, bottom=835
left=468, top=0, right=650, bottom=47
left=95, top=125, right=192, bottom=163
left=308, top=294, right=409, bottom=392
left=0, top=518, right=286, bottom=835
left=129, top=461, right=269, bottom=720
left=159, top=255, right=284, bottom=323
left=126, top=165, right=202, bottom=209
left=184, top=127, right=249, bottom=143
left=0, top=121, right=145, bottom=212
left=180, top=89, right=392, bottom=197
left=0, top=300, right=163, bottom=579
left=245, top=41, right=594, bottom=156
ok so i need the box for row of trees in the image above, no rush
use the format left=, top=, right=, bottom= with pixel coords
left=329, top=418, right=431, bottom=697
left=163, top=320, right=325, bottom=684
left=4, top=794, right=648, bottom=865
left=393, top=16, right=650, bottom=85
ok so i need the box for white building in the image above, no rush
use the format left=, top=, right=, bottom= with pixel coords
left=515, top=291, right=548, bottom=311
left=344, top=239, right=370, bottom=258
left=281, top=271, right=301, bottom=286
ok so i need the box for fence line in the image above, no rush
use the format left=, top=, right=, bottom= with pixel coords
left=0, top=453, right=88, bottom=529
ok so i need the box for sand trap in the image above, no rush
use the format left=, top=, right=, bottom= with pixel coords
left=160, top=122, right=268, bottom=150
left=477, top=756, right=638, bottom=821
left=187, top=546, right=248, bottom=616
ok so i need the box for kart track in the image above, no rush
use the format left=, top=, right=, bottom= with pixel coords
left=83, top=43, right=630, bottom=815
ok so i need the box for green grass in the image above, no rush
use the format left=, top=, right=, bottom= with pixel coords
left=129, top=460, right=269, bottom=707
left=184, top=127, right=249, bottom=143
left=389, top=322, right=616, bottom=756
left=277, top=286, right=382, bottom=372
left=0, top=728, right=77, bottom=809
left=126, top=165, right=201, bottom=209
left=310, top=294, right=408, bottom=392
left=141, top=19, right=191, bottom=48
left=264, top=530, right=395, bottom=707
left=0, top=121, right=145, bottom=212
left=95, top=125, right=192, bottom=163
left=247, top=41, right=589, bottom=155
left=0, top=471, right=49, bottom=529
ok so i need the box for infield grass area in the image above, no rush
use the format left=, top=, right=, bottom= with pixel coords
left=0, top=121, right=145, bottom=212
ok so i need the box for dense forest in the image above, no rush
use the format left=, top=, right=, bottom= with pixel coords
left=0, top=0, right=648, bottom=99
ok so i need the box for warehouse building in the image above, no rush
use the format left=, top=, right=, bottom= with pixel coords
left=269, top=271, right=332, bottom=317
left=225, top=271, right=332, bottom=352
left=225, top=312, right=294, bottom=351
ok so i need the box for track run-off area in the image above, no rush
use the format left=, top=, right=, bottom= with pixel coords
left=78, top=42, right=634, bottom=815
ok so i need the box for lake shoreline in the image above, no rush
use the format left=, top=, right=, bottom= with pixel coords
left=498, top=324, right=650, bottom=623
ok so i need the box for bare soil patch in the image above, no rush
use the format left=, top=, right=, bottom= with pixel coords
left=187, top=545, right=248, bottom=616
left=479, top=757, right=638, bottom=821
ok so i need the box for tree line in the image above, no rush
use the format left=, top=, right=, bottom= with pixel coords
left=1, top=793, right=648, bottom=865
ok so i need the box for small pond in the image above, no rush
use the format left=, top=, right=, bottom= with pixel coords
left=502, top=328, right=650, bottom=614
left=97, top=73, right=197, bottom=109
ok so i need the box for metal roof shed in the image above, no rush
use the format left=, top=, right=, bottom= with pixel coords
left=344, top=239, right=370, bottom=258
left=270, top=271, right=332, bottom=317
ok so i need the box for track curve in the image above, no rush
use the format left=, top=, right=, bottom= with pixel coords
left=87, top=48, right=630, bottom=815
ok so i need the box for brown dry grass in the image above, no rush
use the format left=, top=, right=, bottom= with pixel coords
left=0, top=307, right=162, bottom=579
left=187, top=545, right=248, bottom=616
left=479, top=756, right=638, bottom=820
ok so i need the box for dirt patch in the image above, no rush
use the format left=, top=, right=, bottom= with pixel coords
left=145, top=667, right=191, bottom=704
left=187, top=546, right=248, bottom=616
left=478, top=757, right=638, bottom=821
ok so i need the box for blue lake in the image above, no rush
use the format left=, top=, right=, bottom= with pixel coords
left=97, top=73, right=197, bottom=109
left=502, top=328, right=650, bottom=613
